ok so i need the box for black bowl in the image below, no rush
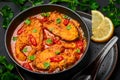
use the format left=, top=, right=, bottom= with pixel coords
left=5, top=4, right=90, bottom=75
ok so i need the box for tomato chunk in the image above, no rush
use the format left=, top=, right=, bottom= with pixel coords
left=53, top=37, right=61, bottom=44
left=40, top=17, right=48, bottom=22
left=50, top=55, right=64, bottom=62
left=76, top=40, right=84, bottom=52
left=23, top=63, right=33, bottom=71
left=29, top=34, right=37, bottom=46
left=17, top=27, right=24, bottom=35
left=63, top=19, right=69, bottom=26
left=76, top=40, right=83, bottom=47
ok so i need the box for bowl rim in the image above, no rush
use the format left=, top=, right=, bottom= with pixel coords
left=5, top=4, right=90, bottom=75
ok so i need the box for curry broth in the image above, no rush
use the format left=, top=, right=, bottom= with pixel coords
left=11, top=11, right=87, bottom=73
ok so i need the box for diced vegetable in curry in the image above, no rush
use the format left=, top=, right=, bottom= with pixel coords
left=11, top=11, right=87, bottom=73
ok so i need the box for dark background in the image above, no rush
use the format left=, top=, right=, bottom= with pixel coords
left=0, top=0, right=120, bottom=80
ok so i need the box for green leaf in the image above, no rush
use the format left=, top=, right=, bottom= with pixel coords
left=56, top=18, right=61, bottom=24
left=90, top=2, right=99, bottom=10
left=1, top=72, right=22, bottom=80
left=46, top=38, right=53, bottom=44
left=101, top=3, right=120, bottom=27
left=49, top=0, right=59, bottom=4
left=19, top=0, right=26, bottom=4
left=12, top=37, right=17, bottom=41
left=25, top=19, right=31, bottom=25
left=6, top=64, right=14, bottom=71
left=28, top=55, right=35, bottom=60
left=43, top=62, right=50, bottom=69
left=115, top=0, right=120, bottom=4
left=63, top=15, right=69, bottom=19
left=0, top=67, right=6, bottom=74
left=78, top=0, right=99, bottom=11
left=0, top=68, right=3, bottom=74
left=20, top=6, right=30, bottom=11
left=2, top=18, right=10, bottom=29
left=0, top=56, right=7, bottom=65
left=32, top=28, right=37, bottom=33
left=68, top=0, right=79, bottom=10
left=30, top=0, right=44, bottom=6
left=0, top=6, right=14, bottom=29
left=22, top=47, right=28, bottom=53
left=11, top=0, right=26, bottom=5
left=55, top=50, right=60, bottom=55
left=75, top=48, right=80, bottom=53
left=9, top=12, right=14, bottom=19
left=41, top=12, right=50, bottom=17
left=0, top=56, right=14, bottom=71
left=66, top=25, right=71, bottom=30
left=0, top=56, right=21, bottom=80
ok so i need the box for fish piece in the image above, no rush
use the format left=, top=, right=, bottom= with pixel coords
left=43, top=11, right=79, bottom=41
left=15, top=18, right=43, bottom=61
left=44, top=21, right=78, bottom=41
left=15, top=39, right=27, bottom=61
left=33, top=44, right=63, bottom=70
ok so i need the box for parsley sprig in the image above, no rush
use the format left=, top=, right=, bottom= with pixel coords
left=0, top=56, right=22, bottom=80
left=0, top=6, right=14, bottom=29
left=78, top=0, right=99, bottom=11
left=102, top=0, right=120, bottom=27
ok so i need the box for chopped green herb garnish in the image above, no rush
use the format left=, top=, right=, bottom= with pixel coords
left=55, top=50, right=60, bottom=55
left=28, top=55, right=35, bottom=60
left=56, top=18, right=61, bottom=24
left=63, top=15, right=69, bottom=19
left=76, top=48, right=80, bottom=53
left=43, top=62, right=50, bottom=69
left=41, top=13, right=46, bottom=16
left=32, top=28, right=37, bottom=33
left=46, top=12, right=50, bottom=17
left=25, top=19, right=31, bottom=25
left=41, top=12, right=50, bottom=17
left=66, top=25, right=71, bottom=30
left=46, top=38, right=53, bottom=44
left=13, top=37, right=17, bottom=41
left=22, top=47, right=27, bottom=53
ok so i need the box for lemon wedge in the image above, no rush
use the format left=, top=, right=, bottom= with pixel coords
left=91, top=10, right=114, bottom=42
left=92, top=10, right=104, bottom=30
